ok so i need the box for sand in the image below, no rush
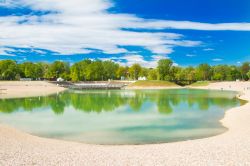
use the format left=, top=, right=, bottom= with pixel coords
left=0, top=81, right=65, bottom=99
left=0, top=81, right=250, bottom=165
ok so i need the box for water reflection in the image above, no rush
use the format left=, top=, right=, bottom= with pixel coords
left=0, top=89, right=245, bottom=145
left=0, top=89, right=243, bottom=115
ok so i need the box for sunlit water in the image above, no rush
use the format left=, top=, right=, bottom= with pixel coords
left=0, top=89, right=244, bottom=145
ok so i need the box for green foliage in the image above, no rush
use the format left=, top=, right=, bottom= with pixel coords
left=70, top=59, right=92, bottom=81
left=148, top=69, right=158, bottom=80
left=102, top=60, right=119, bottom=80
left=116, top=66, right=128, bottom=79
left=86, top=61, right=104, bottom=81
left=181, top=67, right=196, bottom=81
left=46, top=61, right=70, bottom=80
left=211, top=65, right=242, bottom=81
left=0, top=59, right=249, bottom=83
left=0, top=60, right=19, bottom=80
left=247, top=71, right=250, bottom=80
left=129, top=63, right=142, bottom=80
left=157, top=59, right=173, bottom=81
left=196, top=64, right=212, bottom=81
left=70, top=63, right=81, bottom=81
left=139, top=67, right=149, bottom=77
left=19, top=62, right=44, bottom=79
left=240, top=62, right=250, bottom=80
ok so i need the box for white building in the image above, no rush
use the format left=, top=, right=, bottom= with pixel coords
left=138, top=76, right=147, bottom=81
left=57, top=77, right=64, bottom=82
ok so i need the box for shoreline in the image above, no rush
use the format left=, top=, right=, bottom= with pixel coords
left=0, top=81, right=250, bottom=165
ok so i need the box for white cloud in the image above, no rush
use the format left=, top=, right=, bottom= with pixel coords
left=0, top=47, right=16, bottom=56
left=118, top=54, right=169, bottom=68
left=212, top=58, right=223, bottom=62
left=0, top=0, right=202, bottom=56
left=186, top=54, right=196, bottom=57
left=203, top=48, right=214, bottom=51
left=130, top=20, right=250, bottom=31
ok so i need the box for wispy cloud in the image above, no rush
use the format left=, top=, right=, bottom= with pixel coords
left=114, top=54, right=169, bottom=68
left=0, top=47, right=16, bottom=56
left=186, top=54, right=196, bottom=57
left=203, top=48, right=214, bottom=51
left=212, top=58, right=223, bottom=62
left=130, top=20, right=250, bottom=31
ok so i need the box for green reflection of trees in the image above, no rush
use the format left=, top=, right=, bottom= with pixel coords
left=70, top=92, right=126, bottom=113
left=157, top=96, right=173, bottom=114
left=128, top=91, right=144, bottom=111
left=0, top=89, right=242, bottom=115
left=50, top=96, right=66, bottom=115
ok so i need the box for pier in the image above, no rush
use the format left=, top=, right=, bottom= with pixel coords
left=51, top=81, right=128, bottom=90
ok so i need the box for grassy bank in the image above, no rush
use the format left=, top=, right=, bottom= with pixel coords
left=127, top=80, right=178, bottom=88
left=190, top=81, right=210, bottom=87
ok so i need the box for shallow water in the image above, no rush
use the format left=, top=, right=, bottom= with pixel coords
left=0, top=89, right=244, bottom=145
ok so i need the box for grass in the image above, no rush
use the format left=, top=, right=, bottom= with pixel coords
left=190, top=81, right=210, bottom=86
left=128, top=80, right=178, bottom=87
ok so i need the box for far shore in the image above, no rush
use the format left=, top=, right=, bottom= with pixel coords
left=0, top=81, right=250, bottom=165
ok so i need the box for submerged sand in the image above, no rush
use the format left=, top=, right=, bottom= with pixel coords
left=0, top=81, right=250, bottom=165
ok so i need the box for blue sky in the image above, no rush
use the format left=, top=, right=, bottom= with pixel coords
left=0, top=0, right=250, bottom=67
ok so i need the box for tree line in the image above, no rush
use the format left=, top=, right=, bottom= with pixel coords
left=0, top=59, right=250, bottom=83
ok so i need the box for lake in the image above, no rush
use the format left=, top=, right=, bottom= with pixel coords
left=0, top=89, right=244, bottom=145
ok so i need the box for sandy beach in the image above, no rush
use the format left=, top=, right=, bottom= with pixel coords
left=0, top=81, right=65, bottom=99
left=0, top=81, right=250, bottom=165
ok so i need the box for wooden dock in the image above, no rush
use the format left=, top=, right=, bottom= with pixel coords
left=50, top=81, right=127, bottom=90
left=69, top=83, right=126, bottom=90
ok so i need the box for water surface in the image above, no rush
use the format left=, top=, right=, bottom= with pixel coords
left=0, top=89, right=244, bottom=144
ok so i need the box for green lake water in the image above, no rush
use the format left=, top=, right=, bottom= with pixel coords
left=0, top=89, right=244, bottom=145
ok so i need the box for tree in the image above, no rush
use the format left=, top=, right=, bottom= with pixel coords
left=38, top=62, right=50, bottom=79
left=102, top=60, right=119, bottom=80
left=86, top=61, right=104, bottom=81
left=157, top=59, right=173, bottom=81
left=240, top=62, right=250, bottom=80
left=129, top=64, right=142, bottom=80
left=247, top=71, right=250, bottom=80
left=139, top=67, right=149, bottom=78
left=78, top=59, right=92, bottom=81
left=182, top=67, right=196, bottom=81
left=19, top=62, right=44, bottom=79
left=0, top=58, right=250, bottom=84
left=0, top=60, right=18, bottom=80
left=70, top=63, right=81, bottom=82
left=196, top=64, right=211, bottom=81
left=47, top=61, right=70, bottom=80
left=212, top=65, right=227, bottom=81
left=229, top=66, right=241, bottom=81
left=148, top=69, right=158, bottom=80
left=170, top=66, right=182, bottom=81
left=116, top=66, right=128, bottom=80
